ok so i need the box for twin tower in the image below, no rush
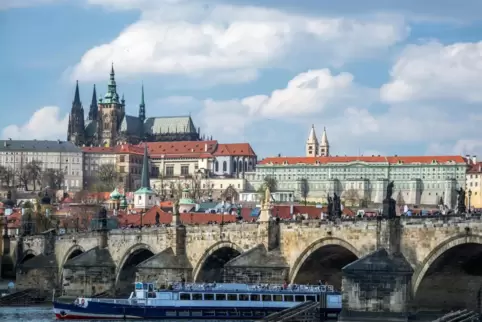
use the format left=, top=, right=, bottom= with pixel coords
left=306, top=125, right=330, bottom=157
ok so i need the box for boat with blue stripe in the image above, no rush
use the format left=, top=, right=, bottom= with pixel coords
left=53, top=281, right=342, bottom=320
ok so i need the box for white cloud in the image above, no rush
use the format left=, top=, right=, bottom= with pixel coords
left=2, top=106, right=69, bottom=140
left=381, top=41, right=482, bottom=103
left=71, top=2, right=409, bottom=83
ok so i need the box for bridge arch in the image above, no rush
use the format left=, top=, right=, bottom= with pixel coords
left=289, top=237, right=359, bottom=289
left=59, top=245, right=85, bottom=283
left=193, top=241, right=243, bottom=283
left=19, top=250, right=37, bottom=265
left=413, top=234, right=482, bottom=311
left=115, top=243, right=155, bottom=293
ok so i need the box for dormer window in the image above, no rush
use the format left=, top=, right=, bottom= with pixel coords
left=283, top=161, right=288, bottom=165
left=315, top=160, right=320, bottom=165
left=398, top=160, right=403, bottom=164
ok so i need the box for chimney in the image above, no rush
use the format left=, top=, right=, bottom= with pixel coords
left=466, top=154, right=470, bottom=163
left=204, top=143, right=208, bottom=152
left=472, top=155, right=477, bottom=164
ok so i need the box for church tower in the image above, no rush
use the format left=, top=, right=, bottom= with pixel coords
left=96, top=63, right=125, bottom=147
left=67, top=81, right=85, bottom=146
left=134, top=143, right=156, bottom=210
left=319, top=127, right=330, bottom=156
left=306, top=124, right=319, bottom=157
left=88, top=84, right=98, bottom=121
left=139, top=84, right=146, bottom=124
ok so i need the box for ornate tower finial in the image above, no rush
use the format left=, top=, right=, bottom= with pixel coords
left=139, top=83, right=146, bottom=123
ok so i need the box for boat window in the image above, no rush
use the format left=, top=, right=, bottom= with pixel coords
left=215, top=294, right=226, bottom=301
left=239, top=294, right=249, bottom=301
left=180, top=293, right=191, bottom=300
left=284, top=295, right=294, bottom=302
left=250, top=294, right=260, bottom=301
left=135, top=283, right=143, bottom=290
left=147, top=292, right=156, bottom=298
left=273, top=295, right=283, bottom=302
left=178, top=311, right=189, bottom=317
left=204, top=293, right=214, bottom=300
left=262, top=294, right=272, bottom=301
left=191, top=311, right=202, bottom=317
left=216, top=311, right=227, bottom=316
left=192, top=293, right=202, bottom=300
left=228, top=310, right=239, bottom=316
left=227, top=294, right=237, bottom=301
left=295, top=295, right=305, bottom=302
left=306, top=295, right=316, bottom=302
left=148, top=284, right=154, bottom=292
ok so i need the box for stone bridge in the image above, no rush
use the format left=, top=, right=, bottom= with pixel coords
left=10, top=217, right=482, bottom=311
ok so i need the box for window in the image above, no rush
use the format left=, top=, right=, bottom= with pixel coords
left=273, top=295, right=283, bottom=302
left=239, top=294, right=249, bottom=301
left=192, top=293, right=202, bottom=300
left=120, top=155, right=125, bottom=162
left=295, top=295, right=305, bottom=302
left=119, top=166, right=125, bottom=173
left=306, top=295, right=316, bottom=302
left=181, top=165, right=189, bottom=176
left=180, top=293, right=191, bottom=300
left=166, top=166, right=174, bottom=176
left=215, top=161, right=219, bottom=172
left=223, top=161, right=227, bottom=172
left=204, top=294, right=214, bottom=300
left=262, top=295, right=272, bottom=301
left=215, top=294, right=226, bottom=301
left=227, top=294, right=237, bottom=301
left=250, top=294, right=260, bottom=301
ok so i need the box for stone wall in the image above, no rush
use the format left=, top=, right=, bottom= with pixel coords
left=62, top=266, right=115, bottom=297
left=137, top=268, right=192, bottom=288
left=224, top=267, right=288, bottom=284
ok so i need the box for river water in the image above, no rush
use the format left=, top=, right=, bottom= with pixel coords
left=0, top=305, right=252, bottom=321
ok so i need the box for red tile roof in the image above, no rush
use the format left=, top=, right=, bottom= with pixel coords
left=82, top=144, right=144, bottom=155
left=213, top=143, right=256, bottom=157
left=468, top=162, right=482, bottom=174
left=145, top=141, right=217, bottom=158
left=259, top=155, right=466, bottom=165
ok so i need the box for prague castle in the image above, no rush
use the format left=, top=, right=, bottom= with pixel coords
left=67, top=64, right=201, bottom=147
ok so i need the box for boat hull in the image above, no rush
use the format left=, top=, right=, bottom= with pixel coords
left=53, top=301, right=341, bottom=320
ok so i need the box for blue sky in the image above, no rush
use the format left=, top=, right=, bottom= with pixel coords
left=1, top=0, right=482, bottom=158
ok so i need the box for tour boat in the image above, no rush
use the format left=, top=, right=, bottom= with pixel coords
left=53, top=281, right=342, bottom=320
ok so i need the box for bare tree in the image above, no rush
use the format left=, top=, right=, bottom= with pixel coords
left=42, top=168, right=65, bottom=190
left=396, top=190, right=405, bottom=206
left=72, top=190, right=89, bottom=203
left=96, top=163, right=118, bottom=191
left=154, top=174, right=167, bottom=201
left=169, top=180, right=183, bottom=199
left=299, top=178, right=309, bottom=206
left=16, top=167, right=30, bottom=190
left=203, top=178, right=214, bottom=199
left=26, top=160, right=43, bottom=191
left=343, top=189, right=360, bottom=207
left=0, top=166, right=15, bottom=188
left=189, top=175, right=203, bottom=200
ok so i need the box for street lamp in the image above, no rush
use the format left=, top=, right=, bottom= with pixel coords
left=468, top=189, right=472, bottom=214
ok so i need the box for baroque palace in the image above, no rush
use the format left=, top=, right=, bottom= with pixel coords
left=67, top=64, right=202, bottom=147
left=243, top=125, right=469, bottom=208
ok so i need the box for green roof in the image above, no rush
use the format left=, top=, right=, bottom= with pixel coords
left=110, top=188, right=122, bottom=200
left=134, top=187, right=154, bottom=195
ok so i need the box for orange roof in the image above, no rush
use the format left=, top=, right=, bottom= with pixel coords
left=258, top=155, right=466, bottom=165
left=82, top=144, right=143, bottom=155
left=145, top=141, right=218, bottom=157
left=213, top=143, right=256, bottom=157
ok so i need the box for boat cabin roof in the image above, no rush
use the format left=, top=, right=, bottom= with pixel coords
left=135, top=282, right=336, bottom=294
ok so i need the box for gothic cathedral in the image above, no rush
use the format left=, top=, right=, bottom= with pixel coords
left=67, top=64, right=203, bottom=147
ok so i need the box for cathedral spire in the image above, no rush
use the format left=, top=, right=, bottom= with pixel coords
left=107, top=62, right=117, bottom=98
left=140, top=143, right=150, bottom=189
left=88, top=84, right=98, bottom=121
left=73, top=80, right=81, bottom=106
left=139, top=83, right=146, bottom=123
left=319, top=127, right=330, bottom=157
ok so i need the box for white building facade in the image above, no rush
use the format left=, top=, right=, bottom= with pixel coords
left=245, top=155, right=468, bottom=207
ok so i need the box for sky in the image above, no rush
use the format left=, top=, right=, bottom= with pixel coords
left=1, top=0, right=482, bottom=158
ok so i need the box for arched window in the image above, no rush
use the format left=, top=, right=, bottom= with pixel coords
left=238, top=160, right=243, bottom=171
left=215, top=161, right=219, bottom=172
left=233, top=160, right=237, bottom=172
left=223, top=161, right=227, bottom=172
left=244, top=161, right=248, bottom=171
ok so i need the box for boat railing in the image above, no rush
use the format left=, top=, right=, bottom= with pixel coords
left=170, top=283, right=335, bottom=293
left=86, top=298, right=139, bottom=305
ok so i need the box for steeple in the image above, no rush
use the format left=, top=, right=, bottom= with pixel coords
left=140, top=143, right=150, bottom=189
left=73, top=81, right=81, bottom=107
left=305, top=124, right=319, bottom=157
left=139, top=83, right=146, bottom=123
left=88, top=84, right=98, bottom=121
left=319, top=127, right=330, bottom=156
left=103, top=62, right=119, bottom=103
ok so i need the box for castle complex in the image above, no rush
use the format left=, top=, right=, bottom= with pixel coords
left=67, top=64, right=201, bottom=147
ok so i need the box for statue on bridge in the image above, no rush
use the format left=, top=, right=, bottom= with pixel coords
left=383, top=181, right=396, bottom=218
left=456, top=188, right=466, bottom=214
left=173, top=198, right=180, bottom=216
left=327, top=193, right=342, bottom=220
left=96, top=207, right=108, bottom=230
